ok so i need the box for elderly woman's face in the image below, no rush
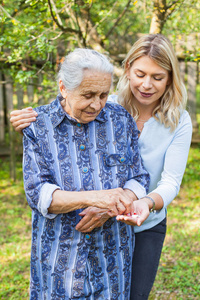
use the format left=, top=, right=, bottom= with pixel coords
left=60, top=70, right=112, bottom=124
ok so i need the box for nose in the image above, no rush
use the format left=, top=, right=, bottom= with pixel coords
left=142, top=76, right=152, bottom=89
left=90, top=97, right=101, bottom=110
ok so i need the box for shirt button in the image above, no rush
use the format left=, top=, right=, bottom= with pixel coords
left=120, top=157, right=125, bottom=163
left=85, top=234, right=91, bottom=240
left=80, top=144, right=86, bottom=151
left=82, top=167, right=88, bottom=173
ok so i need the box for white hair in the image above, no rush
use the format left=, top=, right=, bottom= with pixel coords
left=57, top=48, right=114, bottom=90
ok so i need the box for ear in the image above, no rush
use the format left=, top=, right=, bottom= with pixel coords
left=59, top=80, right=67, bottom=98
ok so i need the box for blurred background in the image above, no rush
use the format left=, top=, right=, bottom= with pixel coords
left=0, top=1, right=199, bottom=299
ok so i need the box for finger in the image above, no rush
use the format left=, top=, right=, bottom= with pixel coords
left=13, top=123, right=31, bottom=133
left=118, top=189, right=135, bottom=214
left=116, top=217, right=135, bottom=226
left=118, top=195, right=133, bottom=215
left=14, top=122, right=32, bottom=131
left=22, top=107, right=35, bottom=110
left=117, top=202, right=126, bottom=214
left=10, top=113, right=37, bottom=123
left=10, top=109, right=25, bottom=117
left=116, top=215, right=138, bottom=226
left=136, top=211, right=148, bottom=226
left=107, top=204, right=119, bottom=216
left=76, top=215, right=91, bottom=231
left=78, top=211, right=87, bottom=217
left=10, top=107, right=37, bottom=117
left=22, top=107, right=38, bottom=116
left=77, top=220, right=99, bottom=232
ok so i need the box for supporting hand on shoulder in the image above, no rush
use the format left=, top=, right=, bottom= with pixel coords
left=10, top=107, right=38, bottom=133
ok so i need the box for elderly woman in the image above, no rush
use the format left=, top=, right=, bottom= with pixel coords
left=22, top=48, right=149, bottom=299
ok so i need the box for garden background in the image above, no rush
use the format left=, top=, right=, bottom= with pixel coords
left=0, top=1, right=200, bottom=299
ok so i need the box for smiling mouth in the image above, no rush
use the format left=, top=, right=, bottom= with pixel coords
left=139, top=91, right=155, bottom=98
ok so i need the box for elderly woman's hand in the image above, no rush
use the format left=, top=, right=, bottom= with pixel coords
left=50, top=188, right=134, bottom=216
left=116, top=198, right=150, bottom=226
left=89, top=188, right=134, bottom=216
left=76, top=207, right=111, bottom=233
left=10, top=107, right=38, bottom=133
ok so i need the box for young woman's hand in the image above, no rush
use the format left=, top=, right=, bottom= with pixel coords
left=116, top=198, right=150, bottom=226
left=10, top=107, right=38, bottom=133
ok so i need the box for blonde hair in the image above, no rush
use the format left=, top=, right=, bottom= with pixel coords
left=117, top=34, right=187, bottom=131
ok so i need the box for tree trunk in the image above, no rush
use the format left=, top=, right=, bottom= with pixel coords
left=179, top=61, right=185, bottom=83
left=5, top=75, right=16, bottom=181
left=187, top=62, right=198, bottom=132
left=37, top=73, right=44, bottom=105
left=16, top=83, right=24, bottom=109
left=27, top=78, right=34, bottom=103
left=0, top=71, right=5, bottom=143
left=149, top=0, right=167, bottom=33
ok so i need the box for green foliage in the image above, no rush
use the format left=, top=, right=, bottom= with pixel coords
left=0, top=146, right=199, bottom=299
left=162, top=0, right=200, bottom=62
left=1, top=0, right=199, bottom=93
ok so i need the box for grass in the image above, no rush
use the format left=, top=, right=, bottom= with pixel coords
left=0, top=157, right=31, bottom=299
left=0, top=146, right=200, bottom=299
left=149, top=146, right=200, bottom=300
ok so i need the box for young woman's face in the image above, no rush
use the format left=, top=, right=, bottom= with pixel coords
left=127, top=56, right=170, bottom=111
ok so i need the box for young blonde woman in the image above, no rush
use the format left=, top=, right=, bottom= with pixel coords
left=10, top=34, right=192, bottom=299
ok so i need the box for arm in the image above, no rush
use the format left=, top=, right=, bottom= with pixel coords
left=23, top=126, right=135, bottom=218
left=114, top=112, right=193, bottom=228
left=130, top=111, right=193, bottom=216
left=49, top=187, right=134, bottom=216
left=10, top=107, right=38, bottom=133
left=151, top=112, right=192, bottom=209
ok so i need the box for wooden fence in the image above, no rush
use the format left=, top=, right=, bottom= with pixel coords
left=0, top=61, right=199, bottom=146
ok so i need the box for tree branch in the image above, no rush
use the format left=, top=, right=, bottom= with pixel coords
left=0, top=4, right=19, bottom=22
left=89, top=1, right=118, bottom=33
left=73, top=0, right=85, bottom=45
left=47, top=0, right=80, bottom=34
left=11, top=0, right=32, bottom=17
left=166, top=0, right=184, bottom=19
left=105, top=0, right=132, bottom=40
left=49, top=0, right=63, bottom=26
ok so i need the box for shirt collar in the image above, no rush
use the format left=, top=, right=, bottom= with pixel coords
left=49, top=94, right=108, bottom=128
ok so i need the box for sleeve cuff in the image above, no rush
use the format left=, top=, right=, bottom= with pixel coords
left=37, top=183, right=61, bottom=219
left=123, top=179, right=147, bottom=199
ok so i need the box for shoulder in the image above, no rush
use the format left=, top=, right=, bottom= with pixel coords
left=34, top=98, right=57, bottom=116
left=107, top=94, right=119, bottom=103
left=105, top=99, right=130, bottom=117
left=180, top=110, right=192, bottom=123
left=104, top=102, right=137, bottom=133
left=23, top=99, right=58, bottom=137
left=105, top=102, right=135, bottom=122
left=178, top=110, right=193, bottom=131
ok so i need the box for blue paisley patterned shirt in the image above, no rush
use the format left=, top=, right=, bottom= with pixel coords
left=23, top=95, right=149, bottom=300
